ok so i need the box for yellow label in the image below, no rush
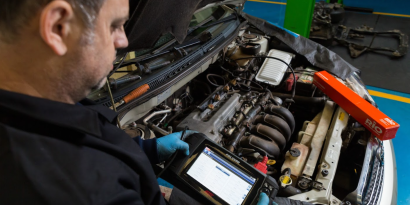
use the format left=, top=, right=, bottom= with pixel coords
left=339, top=112, right=345, bottom=121
left=267, top=160, right=276, bottom=165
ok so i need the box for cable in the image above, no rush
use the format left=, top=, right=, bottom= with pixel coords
left=109, top=52, right=129, bottom=78
left=206, top=74, right=226, bottom=87
left=236, top=83, right=251, bottom=91
left=156, top=126, right=189, bottom=178
left=105, top=79, right=122, bottom=128
left=288, top=70, right=315, bottom=74
left=219, top=66, right=264, bottom=89
left=231, top=56, right=297, bottom=100
left=249, top=82, right=264, bottom=91
left=165, top=106, right=196, bottom=126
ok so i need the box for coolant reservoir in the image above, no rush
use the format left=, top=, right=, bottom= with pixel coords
left=226, top=46, right=253, bottom=67
left=281, top=143, right=309, bottom=183
left=279, top=174, right=292, bottom=188
left=242, top=33, right=269, bottom=54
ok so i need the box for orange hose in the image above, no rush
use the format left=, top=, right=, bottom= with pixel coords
left=123, top=84, right=150, bottom=104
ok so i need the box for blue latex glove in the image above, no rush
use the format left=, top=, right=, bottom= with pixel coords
left=156, top=130, right=197, bottom=161
left=257, top=193, right=277, bottom=205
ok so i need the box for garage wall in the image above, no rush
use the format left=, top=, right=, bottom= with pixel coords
left=243, top=0, right=323, bottom=27
left=344, top=0, right=410, bottom=16
left=244, top=0, right=410, bottom=28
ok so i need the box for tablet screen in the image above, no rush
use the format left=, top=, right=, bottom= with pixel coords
left=186, top=147, right=256, bottom=205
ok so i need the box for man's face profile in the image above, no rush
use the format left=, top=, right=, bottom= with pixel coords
left=70, top=0, right=129, bottom=97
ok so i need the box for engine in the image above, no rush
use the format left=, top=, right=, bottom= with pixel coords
left=175, top=90, right=294, bottom=161
left=171, top=31, right=296, bottom=163
left=122, top=27, right=367, bottom=203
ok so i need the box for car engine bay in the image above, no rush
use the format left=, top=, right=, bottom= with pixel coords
left=88, top=6, right=383, bottom=204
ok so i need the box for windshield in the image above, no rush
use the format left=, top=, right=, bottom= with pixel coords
left=88, top=5, right=232, bottom=101
left=131, top=6, right=221, bottom=59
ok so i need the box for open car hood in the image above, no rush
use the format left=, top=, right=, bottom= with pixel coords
left=120, top=0, right=246, bottom=55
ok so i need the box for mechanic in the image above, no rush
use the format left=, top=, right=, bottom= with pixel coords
left=0, top=0, right=271, bottom=204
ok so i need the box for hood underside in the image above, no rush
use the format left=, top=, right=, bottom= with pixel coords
left=120, top=0, right=246, bottom=55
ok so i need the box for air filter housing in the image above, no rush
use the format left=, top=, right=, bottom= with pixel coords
left=255, top=49, right=295, bottom=85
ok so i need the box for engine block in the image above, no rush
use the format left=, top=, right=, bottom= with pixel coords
left=176, top=93, right=243, bottom=143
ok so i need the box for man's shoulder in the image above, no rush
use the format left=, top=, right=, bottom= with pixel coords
left=0, top=121, right=145, bottom=203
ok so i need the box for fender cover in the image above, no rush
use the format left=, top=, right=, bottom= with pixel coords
left=241, top=13, right=360, bottom=80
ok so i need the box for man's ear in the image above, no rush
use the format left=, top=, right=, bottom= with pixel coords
left=39, top=1, right=75, bottom=56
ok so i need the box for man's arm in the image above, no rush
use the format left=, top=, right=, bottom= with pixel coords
left=133, top=137, right=161, bottom=164
left=133, top=131, right=194, bottom=165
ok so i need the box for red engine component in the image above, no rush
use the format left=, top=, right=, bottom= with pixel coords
left=253, top=156, right=268, bottom=174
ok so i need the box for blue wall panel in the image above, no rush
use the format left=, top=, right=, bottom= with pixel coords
left=243, top=0, right=323, bottom=27
left=245, top=0, right=410, bottom=21
left=367, top=86, right=410, bottom=205
left=244, top=1, right=287, bottom=26
left=344, top=0, right=410, bottom=16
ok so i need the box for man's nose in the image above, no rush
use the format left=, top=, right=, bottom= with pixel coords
left=115, top=31, right=129, bottom=49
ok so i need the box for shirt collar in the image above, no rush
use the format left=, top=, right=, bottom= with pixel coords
left=0, top=89, right=115, bottom=137
left=78, top=98, right=119, bottom=124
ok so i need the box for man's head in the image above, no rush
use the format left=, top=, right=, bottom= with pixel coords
left=1, top=0, right=105, bottom=43
left=0, top=0, right=129, bottom=104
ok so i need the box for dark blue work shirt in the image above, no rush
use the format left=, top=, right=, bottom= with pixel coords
left=0, top=89, right=167, bottom=205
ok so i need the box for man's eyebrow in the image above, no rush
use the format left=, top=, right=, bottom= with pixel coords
left=112, top=16, right=129, bottom=24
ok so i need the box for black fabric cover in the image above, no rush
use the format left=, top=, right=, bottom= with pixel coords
left=274, top=197, right=315, bottom=205
left=121, top=0, right=219, bottom=54
left=121, top=1, right=359, bottom=80
left=169, top=187, right=203, bottom=205
left=242, top=13, right=360, bottom=80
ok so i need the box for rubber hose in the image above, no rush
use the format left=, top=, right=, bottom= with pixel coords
left=246, top=74, right=255, bottom=86
left=266, top=104, right=295, bottom=134
left=250, top=124, right=286, bottom=150
left=240, top=135, right=280, bottom=158
left=270, top=92, right=327, bottom=105
left=227, top=127, right=246, bottom=151
left=241, top=106, right=262, bottom=125
left=282, top=167, right=291, bottom=176
left=254, top=114, right=292, bottom=142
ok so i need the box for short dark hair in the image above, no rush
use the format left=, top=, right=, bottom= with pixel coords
left=0, top=0, right=106, bottom=43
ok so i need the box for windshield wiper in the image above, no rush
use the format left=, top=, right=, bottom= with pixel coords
left=115, top=14, right=238, bottom=68
left=116, top=31, right=213, bottom=68
left=151, top=16, right=216, bottom=55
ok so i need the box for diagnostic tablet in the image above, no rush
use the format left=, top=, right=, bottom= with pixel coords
left=163, top=133, right=279, bottom=205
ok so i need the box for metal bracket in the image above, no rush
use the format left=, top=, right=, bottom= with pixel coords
left=334, top=25, right=409, bottom=58
left=290, top=107, right=349, bottom=204
left=297, top=178, right=326, bottom=191
left=312, top=181, right=326, bottom=191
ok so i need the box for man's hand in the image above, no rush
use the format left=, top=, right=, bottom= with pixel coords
left=257, top=193, right=277, bottom=205
left=156, top=131, right=197, bottom=161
